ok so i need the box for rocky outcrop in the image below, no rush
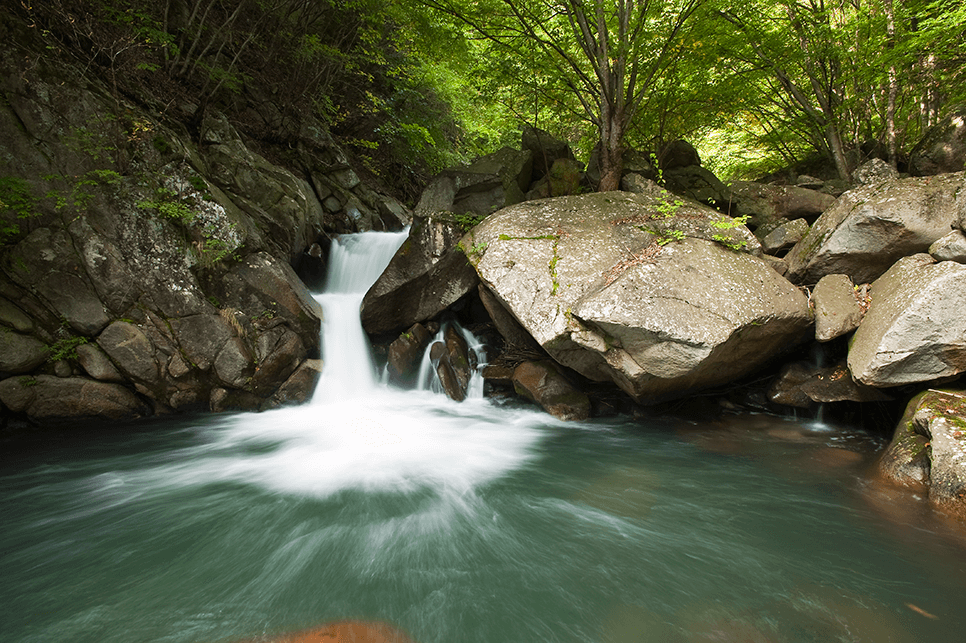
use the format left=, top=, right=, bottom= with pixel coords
left=361, top=213, right=479, bottom=336
left=847, top=254, right=966, bottom=387
left=876, top=389, right=966, bottom=520
left=386, top=322, right=435, bottom=386
left=462, top=191, right=811, bottom=403
left=0, top=12, right=406, bottom=423
left=785, top=172, right=965, bottom=285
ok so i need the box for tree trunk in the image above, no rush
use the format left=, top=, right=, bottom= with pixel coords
left=597, top=99, right=624, bottom=192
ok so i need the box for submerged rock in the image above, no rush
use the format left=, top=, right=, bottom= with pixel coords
left=232, top=620, right=417, bottom=643
left=462, top=191, right=811, bottom=404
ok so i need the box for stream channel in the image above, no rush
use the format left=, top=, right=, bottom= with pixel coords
left=2, top=231, right=966, bottom=642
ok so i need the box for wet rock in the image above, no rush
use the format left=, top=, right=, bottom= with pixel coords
left=848, top=254, right=966, bottom=387
left=0, top=297, right=33, bottom=332
left=768, top=360, right=889, bottom=408
left=512, top=360, right=591, bottom=421
left=430, top=340, right=465, bottom=402
left=266, top=358, right=323, bottom=407
left=0, top=374, right=147, bottom=421
left=786, top=172, right=964, bottom=285
left=877, top=389, right=966, bottom=520
left=361, top=213, right=479, bottom=335
left=463, top=192, right=809, bottom=404
left=251, top=327, right=304, bottom=395
left=386, top=323, right=433, bottom=385
left=812, top=273, right=864, bottom=342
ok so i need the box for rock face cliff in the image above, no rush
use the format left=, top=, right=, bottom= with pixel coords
left=0, top=13, right=407, bottom=424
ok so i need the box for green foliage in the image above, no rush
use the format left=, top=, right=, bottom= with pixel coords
left=46, top=335, right=88, bottom=362
left=1, top=177, right=39, bottom=244
left=710, top=215, right=750, bottom=251
left=453, top=212, right=486, bottom=232
left=137, top=187, right=194, bottom=222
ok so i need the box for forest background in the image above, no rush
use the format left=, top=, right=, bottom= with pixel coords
left=11, top=0, right=966, bottom=203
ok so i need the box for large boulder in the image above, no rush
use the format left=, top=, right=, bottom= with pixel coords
left=812, top=273, right=865, bottom=342
left=461, top=191, right=812, bottom=403
left=730, top=181, right=836, bottom=231
left=847, top=254, right=966, bottom=387
left=522, top=126, right=575, bottom=180
left=768, top=361, right=889, bottom=409
left=662, top=165, right=734, bottom=211
left=0, top=374, right=149, bottom=421
left=361, top=213, right=479, bottom=336
left=416, top=147, right=533, bottom=217
left=876, top=389, right=966, bottom=521
left=910, top=109, right=966, bottom=177
left=785, top=172, right=965, bottom=285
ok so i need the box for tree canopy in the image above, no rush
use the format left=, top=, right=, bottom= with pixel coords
left=13, top=0, right=966, bottom=194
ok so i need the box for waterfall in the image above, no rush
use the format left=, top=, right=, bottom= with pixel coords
left=415, top=322, right=487, bottom=400
left=312, top=230, right=407, bottom=403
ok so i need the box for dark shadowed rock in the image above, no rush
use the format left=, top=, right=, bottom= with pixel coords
left=910, top=109, right=966, bottom=176
left=512, top=360, right=591, bottom=421
left=0, top=330, right=47, bottom=374
left=387, top=323, right=433, bottom=385
left=662, top=165, right=734, bottom=210
left=522, top=126, right=575, bottom=180
left=730, top=181, right=836, bottom=231
left=768, top=361, right=889, bottom=408
left=0, top=374, right=147, bottom=421
left=661, top=139, right=701, bottom=170
left=361, top=213, right=479, bottom=335
left=75, top=342, right=125, bottom=382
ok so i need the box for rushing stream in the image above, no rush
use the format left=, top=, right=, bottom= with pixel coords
left=2, top=231, right=966, bottom=643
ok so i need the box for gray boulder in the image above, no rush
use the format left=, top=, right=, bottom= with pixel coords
left=730, top=181, right=836, bottom=230
left=361, top=213, right=479, bottom=335
left=662, top=165, right=734, bottom=210
left=853, top=158, right=899, bottom=185
left=661, top=140, right=701, bottom=170
left=761, top=218, right=810, bottom=255
left=462, top=192, right=812, bottom=403
left=848, top=254, right=966, bottom=387
left=417, top=147, right=533, bottom=218
left=876, top=389, right=966, bottom=521
left=786, top=172, right=964, bottom=285
left=812, top=273, right=865, bottom=342
left=929, top=230, right=966, bottom=263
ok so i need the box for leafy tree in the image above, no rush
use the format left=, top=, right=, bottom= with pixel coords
left=413, top=0, right=705, bottom=191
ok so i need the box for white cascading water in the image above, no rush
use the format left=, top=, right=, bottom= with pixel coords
left=415, top=322, right=487, bottom=398
left=312, top=230, right=410, bottom=402
left=116, top=230, right=552, bottom=501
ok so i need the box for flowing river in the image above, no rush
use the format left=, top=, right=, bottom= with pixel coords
left=2, top=231, right=965, bottom=643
